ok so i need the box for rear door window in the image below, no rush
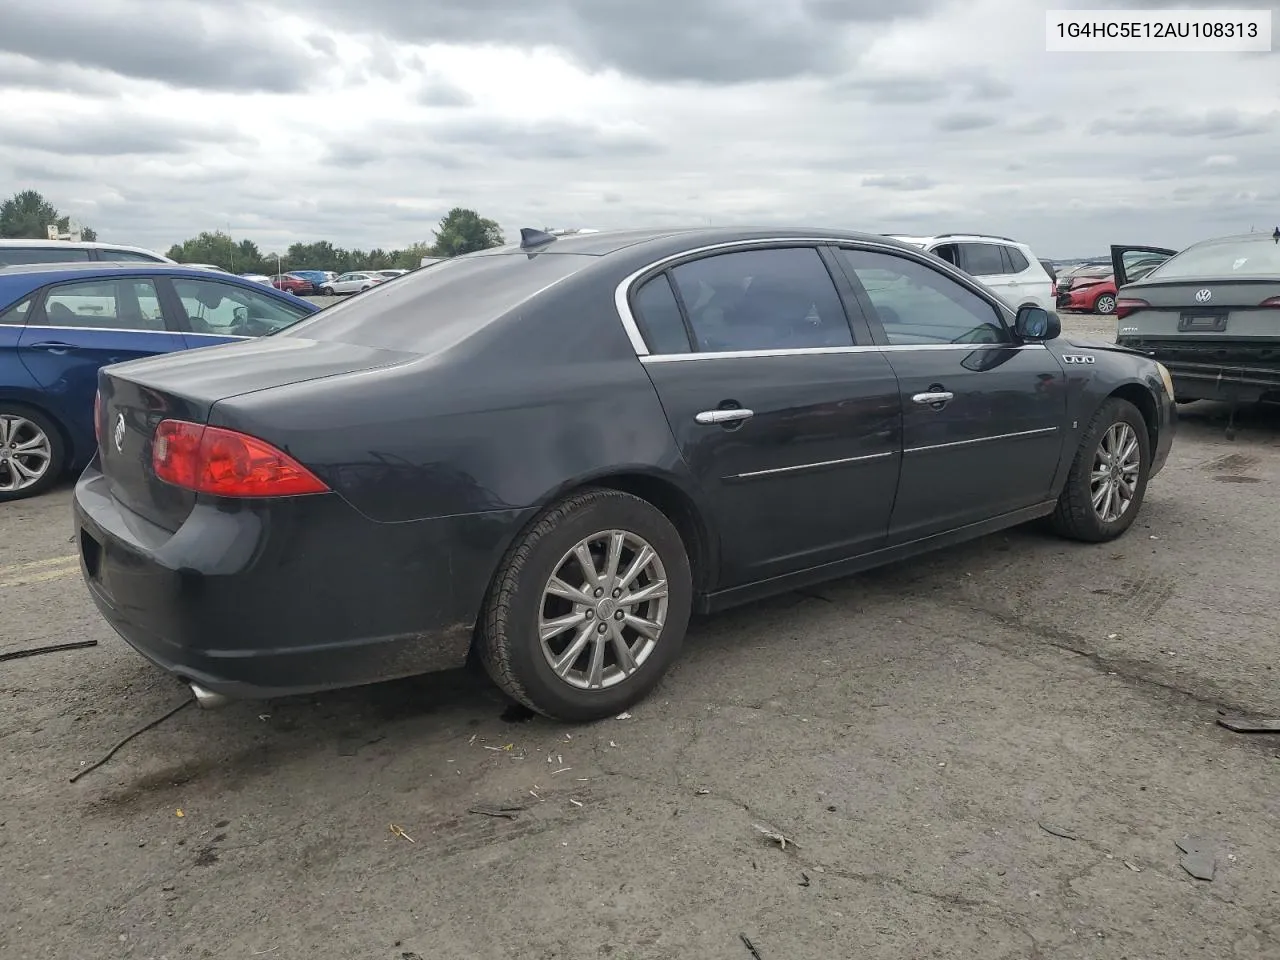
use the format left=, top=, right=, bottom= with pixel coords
left=37, top=278, right=166, bottom=330
left=958, top=243, right=1007, bottom=276
left=669, top=247, right=854, bottom=352
left=0, top=246, right=92, bottom=266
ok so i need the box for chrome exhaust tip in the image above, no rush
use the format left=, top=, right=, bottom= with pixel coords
left=188, top=682, right=230, bottom=710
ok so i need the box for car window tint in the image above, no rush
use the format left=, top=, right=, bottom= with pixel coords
left=172, top=278, right=309, bottom=337
left=41, top=278, right=166, bottom=331
left=669, top=247, right=853, bottom=352
left=0, top=246, right=92, bottom=266
left=0, top=296, right=32, bottom=325
left=1005, top=246, right=1030, bottom=273
left=838, top=248, right=1009, bottom=346
left=102, top=250, right=165, bottom=263
left=633, top=273, right=691, bottom=354
left=960, top=243, right=1006, bottom=276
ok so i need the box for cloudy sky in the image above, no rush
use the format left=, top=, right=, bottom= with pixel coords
left=1, top=0, right=1276, bottom=258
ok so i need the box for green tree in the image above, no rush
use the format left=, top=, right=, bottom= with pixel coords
left=0, top=189, right=97, bottom=241
left=431, top=207, right=504, bottom=257
left=165, top=230, right=268, bottom=273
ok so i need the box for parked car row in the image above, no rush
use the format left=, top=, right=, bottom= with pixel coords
left=238, top=268, right=411, bottom=296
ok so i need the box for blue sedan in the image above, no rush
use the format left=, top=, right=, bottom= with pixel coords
left=0, top=262, right=319, bottom=501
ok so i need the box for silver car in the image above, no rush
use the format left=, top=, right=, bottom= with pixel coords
left=319, top=272, right=384, bottom=295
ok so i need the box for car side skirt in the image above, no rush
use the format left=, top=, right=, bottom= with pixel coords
left=697, top=500, right=1058, bottom=614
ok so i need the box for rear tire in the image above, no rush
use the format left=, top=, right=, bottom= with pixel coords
left=0, top=404, right=66, bottom=502
left=1051, top=397, right=1151, bottom=542
left=478, top=488, right=693, bottom=722
left=1095, top=293, right=1116, bottom=315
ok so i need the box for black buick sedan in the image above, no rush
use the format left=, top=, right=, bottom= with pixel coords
left=74, top=227, right=1176, bottom=721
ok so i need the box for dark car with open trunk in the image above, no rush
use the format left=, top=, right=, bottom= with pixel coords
left=74, top=227, right=1176, bottom=721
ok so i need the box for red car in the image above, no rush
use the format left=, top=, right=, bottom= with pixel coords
left=271, top=274, right=315, bottom=295
left=1055, top=254, right=1173, bottom=315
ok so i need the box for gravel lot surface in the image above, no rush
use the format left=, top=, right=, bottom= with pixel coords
left=3, top=313, right=1279, bottom=960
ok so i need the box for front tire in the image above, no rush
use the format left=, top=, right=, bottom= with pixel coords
left=478, top=488, right=693, bottom=722
left=320, top=286, right=334, bottom=296
left=0, top=405, right=65, bottom=502
left=1051, top=397, right=1151, bottom=542
left=1095, top=293, right=1117, bottom=315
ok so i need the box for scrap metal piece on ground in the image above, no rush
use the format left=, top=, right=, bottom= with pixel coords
left=740, top=934, right=763, bottom=959
left=468, top=805, right=526, bottom=820
left=1176, top=836, right=1217, bottom=881
left=1038, top=821, right=1081, bottom=841
left=1217, top=714, right=1280, bottom=734
left=0, top=639, right=98, bottom=662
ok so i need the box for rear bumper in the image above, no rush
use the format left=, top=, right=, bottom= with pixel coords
left=73, top=460, right=527, bottom=699
left=1163, top=359, right=1280, bottom=403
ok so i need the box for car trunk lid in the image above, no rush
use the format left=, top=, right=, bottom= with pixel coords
left=96, top=336, right=416, bottom=531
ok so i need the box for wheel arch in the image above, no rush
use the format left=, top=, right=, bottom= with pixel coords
left=510, top=466, right=718, bottom=598
left=1106, top=381, right=1160, bottom=453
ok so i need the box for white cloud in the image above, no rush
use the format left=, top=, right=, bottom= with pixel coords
left=0, top=0, right=1277, bottom=259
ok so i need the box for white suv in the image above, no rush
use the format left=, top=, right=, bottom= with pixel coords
left=0, top=239, right=174, bottom=266
left=887, top=234, right=1055, bottom=312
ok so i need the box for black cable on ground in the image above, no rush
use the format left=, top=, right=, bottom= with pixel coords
left=69, top=697, right=195, bottom=783
left=0, top=639, right=98, bottom=662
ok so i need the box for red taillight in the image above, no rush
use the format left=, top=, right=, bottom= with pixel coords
left=1260, top=296, right=1280, bottom=308
left=151, top=420, right=329, bottom=498
left=1114, top=298, right=1149, bottom=319
left=93, top=391, right=102, bottom=445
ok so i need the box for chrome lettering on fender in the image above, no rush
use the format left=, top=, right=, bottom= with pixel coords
left=1062, top=354, right=1095, bottom=364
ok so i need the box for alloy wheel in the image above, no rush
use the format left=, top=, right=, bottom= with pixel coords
left=1090, top=421, right=1141, bottom=523
left=538, top=529, right=669, bottom=690
left=1096, top=295, right=1116, bottom=315
left=0, top=415, right=53, bottom=493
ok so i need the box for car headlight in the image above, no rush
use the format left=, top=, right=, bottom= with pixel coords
left=1155, top=362, right=1175, bottom=398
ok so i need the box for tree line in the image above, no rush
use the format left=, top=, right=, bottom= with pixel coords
left=1, top=190, right=505, bottom=273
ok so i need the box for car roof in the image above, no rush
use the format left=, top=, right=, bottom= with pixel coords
left=0, top=238, right=173, bottom=259
left=472, top=225, right=924, bottom=259
left=890, top=233, right=1025, bottom=245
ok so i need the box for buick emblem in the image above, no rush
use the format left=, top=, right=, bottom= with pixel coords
left=113, top=413, right=126, bottom=453
left=1195, top=288, right=1212, bottom=303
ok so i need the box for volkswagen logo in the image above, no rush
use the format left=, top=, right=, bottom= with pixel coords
left=1195, top=288, right=1213, bottom=303
left=113, top=413, right=126, bottom=453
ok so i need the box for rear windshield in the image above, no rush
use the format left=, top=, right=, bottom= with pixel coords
left=275, top=252, right=595, bottom=352
left=1148, top=237, right=1280, bottom=280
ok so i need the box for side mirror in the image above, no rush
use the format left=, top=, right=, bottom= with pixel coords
left=1014, top=305, right=1060, bottom=341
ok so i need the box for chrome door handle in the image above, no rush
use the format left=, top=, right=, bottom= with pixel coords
left=696, top=408, right=754, bottom=424
left=912, top=391, right=954, bottom=405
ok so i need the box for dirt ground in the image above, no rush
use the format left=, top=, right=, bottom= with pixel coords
left=3, top=313, right=1279, bottom=960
